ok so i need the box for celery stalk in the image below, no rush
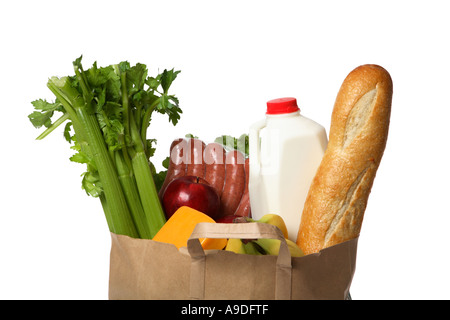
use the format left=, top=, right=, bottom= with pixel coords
left=129, top=110, right=166, bottom=237
left=36, top=113, right=70, bottom=140
left=74, top=107, right=138, bottom=237
left=47, top=75, right=138, bottom=237
left=115, top=152, right=152, bottom=239
left=29, top=57, right=181, bottom=239
left=131, top=151, right=166, bottom=238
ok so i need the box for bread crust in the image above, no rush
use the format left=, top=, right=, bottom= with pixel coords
left=297, top=64, right=393, bottom=255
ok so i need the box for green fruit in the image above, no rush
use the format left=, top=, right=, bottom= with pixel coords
left=248, top=214, right=289, bottom=239
left=254, top=238, right=280, bottom=255
left=254, top=238, right=304, bottom=257
left=286, top=239, right=304, bottom=257
left=225, top=238, right=246, bottom=254
left=225, top=239, right=264, bottom=255
left=243, top=241, right=263, bottom=255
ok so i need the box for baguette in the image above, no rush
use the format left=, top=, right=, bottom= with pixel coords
left=297, top=64, right=393, bottom=255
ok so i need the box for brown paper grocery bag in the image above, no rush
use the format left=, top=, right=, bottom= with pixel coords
left=109, top=222, right=358, bottom=300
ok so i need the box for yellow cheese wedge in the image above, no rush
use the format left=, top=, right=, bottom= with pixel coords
left=153, top=206, right=227, bottom=250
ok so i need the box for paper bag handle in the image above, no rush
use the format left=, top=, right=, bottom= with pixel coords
left=187, top=222, right=292, bottom=300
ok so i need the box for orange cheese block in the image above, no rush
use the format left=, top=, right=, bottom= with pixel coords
left=153, top=206, right=227, bottom=250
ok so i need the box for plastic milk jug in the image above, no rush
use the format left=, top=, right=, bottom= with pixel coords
left=248, top=98, right=328, bottom=242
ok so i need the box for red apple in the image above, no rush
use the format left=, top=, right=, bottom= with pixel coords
left=162, top=176, right=221, bottom=220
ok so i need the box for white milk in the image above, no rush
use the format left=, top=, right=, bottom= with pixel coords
left=249, top=98, right=328, bottom=242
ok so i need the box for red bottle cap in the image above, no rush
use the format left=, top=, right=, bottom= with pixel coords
left=266, top=97, right=300, bottom=115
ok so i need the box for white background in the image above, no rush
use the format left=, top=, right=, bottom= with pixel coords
left=1, top=0, right=449, bottom=300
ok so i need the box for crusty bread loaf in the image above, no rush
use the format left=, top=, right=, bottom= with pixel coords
left=297, top=64, right=393, bottom=255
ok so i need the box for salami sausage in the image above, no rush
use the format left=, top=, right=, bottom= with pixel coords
left=233, top=157, right=251, bottom=217
left=158, top=138, right=187, bottom=198
left=186, top=138, right=206, bottom=178
left=244, top=157, right=249, bottom=193
left=233, top=191, right=251, bottom=217
left=203, top=142, right=226, bottom=197
left=220, top=150, right=246, bottom=217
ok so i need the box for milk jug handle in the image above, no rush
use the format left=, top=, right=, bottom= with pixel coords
left=249, top=119, right=266, bottom=179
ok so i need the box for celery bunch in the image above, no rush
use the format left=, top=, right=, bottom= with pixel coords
left=29, top=56, right=181, bottom=239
